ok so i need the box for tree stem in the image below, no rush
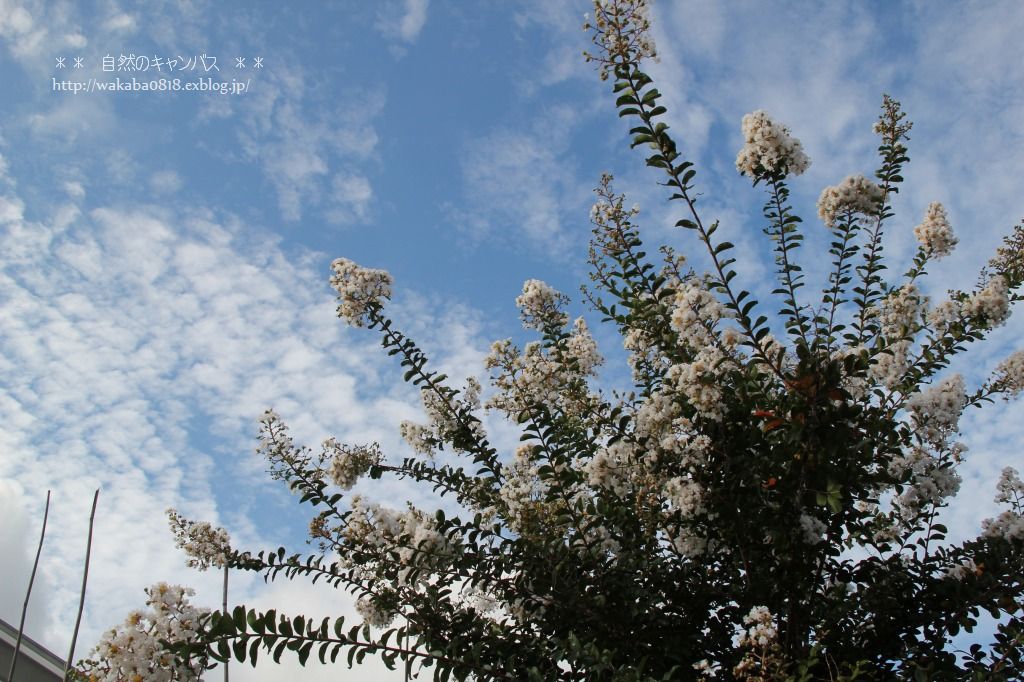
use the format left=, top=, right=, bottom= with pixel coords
left=65, top=488, right=99, bottom=679
left=9, top=489, right=50, bottom=682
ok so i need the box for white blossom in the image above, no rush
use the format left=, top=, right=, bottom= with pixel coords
left=666, top=524, right=707, bottom=558
left=927, top=299, right=960, bottom=335
left=869, top=340, right=910, bottom=390
left=399, top=420, right=435, bottom=456
left=634, top=392, right=710, bottom=465
left=735, top=606, right=778, bottom=649
left=356, top=595, right=397, bottom=628
left=583, top=440, right=636, bottom=496
left=329, top=257, right=393, bottom=327
left=342, top=496, right=453, bottom=586
left=623, top=326, right=666, bottom=381
left=889, top=446, right=962, bottom=515
left=167, top=509, right=231, bottom=571
left=993, top=351, right=1024, bottom=398
left=816, top=174, right=884, bottom=227
left=799, top=513, right=827, bottom=545
left=876, top=284, right=926, bottom=339
left=585, top=0, right=657, bottom=81
left=944, top=557, right=979, bottom=580
left=981, top=511, right=1024, bottom=542
left=913, top=202, right=957, bottom=257
left=665, top=347, right=729, bottom=422
left=498, top=444, right=549, bottom=528
left=962, top=275, right=1010, bottom=328
left=735, top=110, right=810, bottom=179
left=671, top=277, right=727, bottom=351
left=565, top=317, right=603, bottom=374
left=325, top=440, right=382, bottom=490
left=693, top=659, right=719, bottom=678
left=995, top=466, right=1024, bottom=506
left=401, top=379, right=486, bottom=457
left=906, top=374, right=967, bottom=447
left=663, top=476, right=706, bottom=517
left=75, top=583, right=209, bottom=682
left=516, top=278, right=568, bottom=330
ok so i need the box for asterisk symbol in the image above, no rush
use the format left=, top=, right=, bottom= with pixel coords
left=55, top=56, right=66, bottom=68
left=253, top=56, right=263, bottom=69
left=235, top=56, right=246, bottom=68
left=73, top=57, right=84, bottom=69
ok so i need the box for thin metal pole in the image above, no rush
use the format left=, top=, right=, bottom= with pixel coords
left=223, top=564, right=229, bottom=682
left=8, top=490, right=50, bottom=682
left=65, top=489, right=99, bottom=679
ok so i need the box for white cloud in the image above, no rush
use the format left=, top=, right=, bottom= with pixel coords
left=377, top=0, right=430, bottom=44
left=233, top=62, right=385, bottom=222
left=326, top=172, right=373, bottom=225
left=102, top=12, right=136, bottom=34
left=0, top=194, right=23, bottom=223
left=0, top=175, right=488, bottom=682
left=453, top=105, right=590, bottom=255
left=0, top=479, right=54, bottom=643
left=149, top=169, right=183, bottom=195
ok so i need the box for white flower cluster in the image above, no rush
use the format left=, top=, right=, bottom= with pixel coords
left=458, top=583, right=502, bottom=617
left=665, top=347, right=729, bottom=422
left=325, top=440, right=382, bottom=490
left=995, top=466, right=1024, bottom=506
left=963, top=275, right=1010, bottom=328
left=583, top=440, right=636, bottom=497
left=355, top=595, right=396, bottom=628
left=498, top=444, right=549, bottom=529
left=734, top=605, right=778, bottom=649
left=516, top=279, right=568, bottom=331
left=731, top=606, right=783, bottom=679
left=913, top=202, right=957, bottom=258
left=693, top=659, right=719, bottom=678
left=76, top=583, right=209, bottom=682
left=889, top=445, right=963, bottom=516
left=167, top=509, right=231, bottom=571
left=927, top=299, right=960, bottom=335
left=869, top=285, right=925, bottom=389
left=329, top=257, right=393, bottom=327
left=400, top=379, right=485, bottom=457
left=580, top=522, right=623, bottom=558
left=486, top=320, right=602, bottom=418
left=565, top=318, right=603, bottom=374
left=799, top=513, right=827, bottom=545
left=623, top=326, right=668, bottom=381
left=944, top=557, right=979, bottom=581
left=982, top=511, right=1024, bottom=542
left=906, top=374, right=967, bottom=447
left=663, top=476, right=706, bottom=517
left=993, top=350, right=1024, bottom=398
left=584, top=0, right=657, bottom=81
left=870, top=342, right=910, bottom=390
left=634, top=392, right=710, bottom=465
left=671, top=278, right=728, bottom=351
left=816, top=174, right=884, bottom=227
left=666, top=522, right=707, bottom=559
left=343, top=496, right=453, bottom=586
left=876, top=284, right=926, bottom=339
left=735, top=110, right=810, bottom=179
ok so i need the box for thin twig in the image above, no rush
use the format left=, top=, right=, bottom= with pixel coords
left=223, top=564, right=229, bottom=682
left=8, top=490, right=50, bottom=682
left=65, top=489, right=99, bottom=679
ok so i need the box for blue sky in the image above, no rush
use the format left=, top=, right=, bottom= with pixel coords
left=1, top=1, right=1023, bottom=679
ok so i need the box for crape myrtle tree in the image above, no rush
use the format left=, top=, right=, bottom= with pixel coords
left=73, top=0, right=1024, bottom=680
